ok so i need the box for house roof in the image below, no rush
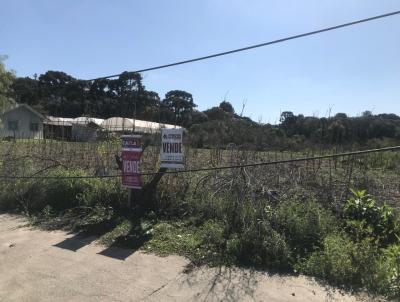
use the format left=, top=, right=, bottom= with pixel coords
left=101, top=117, right=134, bottom=131
left=101, top=117, right=181, bottom=133
left=2, top=104, right=47, bottom=121
left=44, top=116, right=104, bottom=128
left=44, top=116, right=74, bottom=126
left=132, top=119, right=179, bottom=133
left=73, top=117, right=104, bottom=126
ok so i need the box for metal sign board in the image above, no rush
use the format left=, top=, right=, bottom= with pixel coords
left=121, top=135, right=142, bottom=189
left=160, top=128, right=184, bottom=169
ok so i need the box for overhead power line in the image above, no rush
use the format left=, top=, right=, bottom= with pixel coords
left=1, top=145, right=399, bottom=179
left=86, top=10, right=400, bottom=82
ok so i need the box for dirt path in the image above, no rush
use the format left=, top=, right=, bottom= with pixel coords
left=0, top=214, right=375, bottom=302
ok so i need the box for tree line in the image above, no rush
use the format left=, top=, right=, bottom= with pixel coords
left=11, top=70, right=199, bottom=125
left=2, top=61, right=400, bottom=149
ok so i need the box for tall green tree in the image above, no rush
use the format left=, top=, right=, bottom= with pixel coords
left=0, top=56, right=16, bottom=113
left=38, top=71, right=77, bottom=116
left=12, top=77, right=40, bottom=106
left=219, top=100, right=235, bottom=114
left=162, top=90, right=197, bottom=125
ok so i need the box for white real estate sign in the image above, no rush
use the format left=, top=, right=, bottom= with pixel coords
left=160, top=128, right=184, bottom=169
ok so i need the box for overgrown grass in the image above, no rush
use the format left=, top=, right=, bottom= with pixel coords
left=0, top=168, right=127, bottom=213
left=296, top=234, right=400, bottom=297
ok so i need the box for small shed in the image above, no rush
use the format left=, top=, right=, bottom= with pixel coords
left=72, top=122, right=102, bottom=142
left=43, top=116, right=73, bottom=140
left=71, top=117, right=104, bottom=141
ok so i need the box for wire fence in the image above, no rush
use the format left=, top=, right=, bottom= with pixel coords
left=1, top=145, right=400, bottom=179
left=1, top=132, right=400, bottom=207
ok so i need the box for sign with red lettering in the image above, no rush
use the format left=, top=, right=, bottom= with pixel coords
left=121, top=135, right=142, bottom=189
left=160, top=128, right=184, bottom=169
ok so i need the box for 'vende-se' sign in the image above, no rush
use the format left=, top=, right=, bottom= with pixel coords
left=160, top=128, right=184, bottom=169
left=121, top=135, right=142, bottom=189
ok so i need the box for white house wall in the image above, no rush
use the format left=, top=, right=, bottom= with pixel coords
left=0, top=107, right=43, bottom=139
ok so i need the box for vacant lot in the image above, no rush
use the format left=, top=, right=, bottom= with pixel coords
left=1, top=141, right=400, bottom=299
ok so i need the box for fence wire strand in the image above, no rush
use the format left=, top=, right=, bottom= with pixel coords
left=1, top=145, right=399, bottom=179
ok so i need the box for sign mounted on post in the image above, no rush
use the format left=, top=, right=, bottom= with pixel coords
left=121, top=135, right=142, bottom=189
left=160, top=128, right=184, bottom=169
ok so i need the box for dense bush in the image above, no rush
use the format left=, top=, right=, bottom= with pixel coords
left=79, top=177, right=127, bottom=209
left=380, top=244, right=400, bottom=297
left=0, top=168, right=126, bottom=213
left=236, top=219, right=291, bottom=269
left=274, top=200, right=337, bottom=259
left=221, top=200, right=337, bottom=270
left=297, top=235, right=376, bottom=287
left=343, top=189, right=400, bottom=247
left=294, top=192, right=400, bottom=297
left=298, top=234, right=400, bottom=297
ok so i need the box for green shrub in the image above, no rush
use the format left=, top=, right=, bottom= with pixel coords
left=143, top=220, right=226, bottom=264
left=274, top=200, right=337, bottom=259
left=0, top=178, right=48, bottom=212
left=297, top=234, right=378, bottom=288
left=0, top=168, right=127, bottom=213
left=225, top=234, right=241, bottom=263
left=237, top=219, right=291, bottom=270
left=0, top=169, right=92, bottom=212
left=79, top=204, right=115, bottom=226
left=199, top=220, right=225, bottom=250
left=39, top=169, right=92, bottom=211
left=157, top=174, right=192, bottom=217
left=0, top=180, right=18, bottom=210
left=344, top=189, right=400, bottom=247
left=80, top=178, right=127, bottom=209
left=377, top=244, right=400, bottom=298
left=297, top=233, right=400, bottom=297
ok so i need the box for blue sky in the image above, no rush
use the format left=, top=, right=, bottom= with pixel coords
left=1, top=0, right=399, bottom=123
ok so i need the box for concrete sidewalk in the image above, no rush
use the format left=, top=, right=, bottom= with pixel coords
left=0, top=214, right=375, bottom=302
